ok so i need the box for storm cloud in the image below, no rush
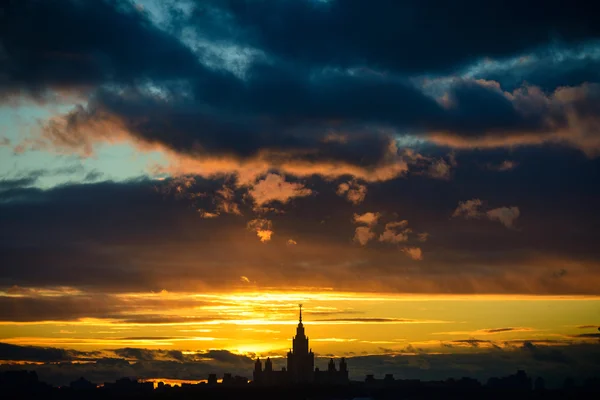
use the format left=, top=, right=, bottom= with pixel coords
left=2, top=0, right=600, bottom=168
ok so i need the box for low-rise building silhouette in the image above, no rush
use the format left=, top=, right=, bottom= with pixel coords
left=102, top=377, right=153, bottom=393
left=486, top=370, right=531, bottom=390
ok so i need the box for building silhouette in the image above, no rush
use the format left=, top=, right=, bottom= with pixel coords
left=486, top=370, right=531, bottom=390
left=253, top=304, right=349, bottom=385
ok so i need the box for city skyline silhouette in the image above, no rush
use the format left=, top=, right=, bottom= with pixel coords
left=1, top=310, right=599, bottom=398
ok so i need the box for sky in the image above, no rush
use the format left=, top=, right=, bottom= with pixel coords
left=1, top=0, right=600, bottom=387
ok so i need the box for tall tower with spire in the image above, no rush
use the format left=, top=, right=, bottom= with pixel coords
left=253, top=304, right=348, bottom=385
left=287, top=304, right=314, bottom=383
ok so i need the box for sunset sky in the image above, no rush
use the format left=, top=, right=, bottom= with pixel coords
left=1, top=0, right=599, bottom=387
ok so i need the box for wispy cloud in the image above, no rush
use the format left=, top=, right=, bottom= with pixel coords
left=452, top=198, right=520, bottom=228
left=433, top=327, right=535, bottom=336
left=315, top=318, right=449, bottom=324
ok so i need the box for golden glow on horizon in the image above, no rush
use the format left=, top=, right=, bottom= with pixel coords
left=1, top=288, right=599, bottom=357
left=142, top=378, right=211, bottom=388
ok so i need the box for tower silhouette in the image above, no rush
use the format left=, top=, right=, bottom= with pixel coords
left=287, top=304, right=315, bottom=383
left=253, top=304, right=348, bottom=385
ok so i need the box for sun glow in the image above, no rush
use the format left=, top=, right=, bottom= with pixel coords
left=0, top=287, right=598, bottom=358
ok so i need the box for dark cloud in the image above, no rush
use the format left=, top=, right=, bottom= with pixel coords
left=115, top=316, right=226, bottom=325
left=0, top=342, right=71, bottom=362
left=472, top=44, right=600, bottom=92
left=0, top=0, right=201, bottom=99
left=0, top=177, right=38, bottom=191
left=0, top=292, right=216, bottom=323
left=188, top=0, right=600, bottom=74
left=5, top=0, right=596, bottom=98
left=83, top=170, right=104, bottom=182
left=0, top=293, right=116, bottom=322
left=572, top=333, right=600, bottom=339
left=3, top=1, right=599, bottom=164
left=110, top=348, right=253, bottom=364
left=113, top=348, right=186, bottom=362
left=39, top=61, right=600, bottom=163
left=481, top=328, right=521, bottom=334
left=0, top=343, right=95, bottom=363
left=40, top=65, right=437, bottom=167
left=522, top=341, right=571, bottom=364
left=0, top=164, right=94, bottom=191
left=201, top=350, right=254, bottom=365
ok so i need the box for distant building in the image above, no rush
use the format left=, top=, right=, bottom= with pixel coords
left=69, top=377, right=96, bottom=390
left=207, top=373, right=217, bottom=386
left=314, top=357, right=349, bottom=385
left=253, top=304, right=349, bottom=385
left=103, top=377, right=153, bottom=393
left=486, top=370, right=531, bottom=390
left=0, top=370, right=45, bottom=390
left=221, top=373, right=249, bottom=386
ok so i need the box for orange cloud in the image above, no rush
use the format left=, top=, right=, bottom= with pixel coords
left=256, top=230, right=273, bottom=243
left=26, top=109, right=411, bottom=184
left=353, top=212, right=380, bottom=226
left=379, top=221, right=411, bottom=244
left=248, top=173, right=312, bottom=207
left=353, top=226, right=375, bottom=246
left=426, top=83, right=600, bottom=157
left=352, top=212, right=381, bottom=246
left=336, top=180, right=367, bottom=205
left=402, top=247, right=423, bottom=261
left=159, top=145, right=409, bottom=184
left=247, top=219, right=273, bottom=243
left=198, top=210, right=219, bottom=219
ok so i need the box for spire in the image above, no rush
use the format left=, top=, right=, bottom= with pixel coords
left=299, top=304, right=303, bottom=323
